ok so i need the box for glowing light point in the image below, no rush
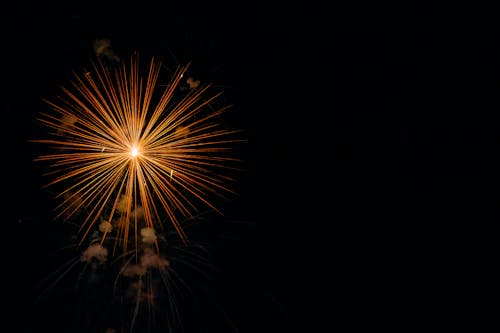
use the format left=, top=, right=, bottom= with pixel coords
left=130, top=146, right=139, bottom=157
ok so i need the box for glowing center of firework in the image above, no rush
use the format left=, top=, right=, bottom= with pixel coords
left=130, top=146, right=140, bottom=157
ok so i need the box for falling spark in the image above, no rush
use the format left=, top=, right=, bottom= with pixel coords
left=33, top=53, right=243, bottom=255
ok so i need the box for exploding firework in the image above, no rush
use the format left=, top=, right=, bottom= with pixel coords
left=33, top=53, right=243, bottom=256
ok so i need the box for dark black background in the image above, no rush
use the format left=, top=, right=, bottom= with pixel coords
left=2, top=1, right=498, bottom=332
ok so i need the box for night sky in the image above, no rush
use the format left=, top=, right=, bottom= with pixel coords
left=2, top=1, right=499, bottom=333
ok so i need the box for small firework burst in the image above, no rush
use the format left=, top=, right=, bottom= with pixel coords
left=33, top=53, right=243, bottom=256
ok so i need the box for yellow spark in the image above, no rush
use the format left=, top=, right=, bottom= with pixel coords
left=33, top=53, right=243, bottom=255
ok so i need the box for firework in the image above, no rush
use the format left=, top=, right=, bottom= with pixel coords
left=33, top=53, right=242, bottom=256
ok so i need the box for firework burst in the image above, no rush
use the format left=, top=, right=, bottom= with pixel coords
left=33, top=53, right=242, bottom=256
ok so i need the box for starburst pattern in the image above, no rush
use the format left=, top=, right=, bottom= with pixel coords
left=33, top=53, right=242, bottom=255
